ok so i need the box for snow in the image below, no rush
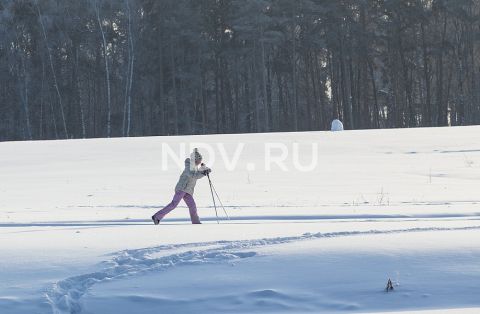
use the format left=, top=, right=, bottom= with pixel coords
left=1, top=126, right=480, bottom=314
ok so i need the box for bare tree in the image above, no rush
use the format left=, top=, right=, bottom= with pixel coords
left=93, top=0, right=112, bottom=137
left=35, top=0, right=68, bottom=139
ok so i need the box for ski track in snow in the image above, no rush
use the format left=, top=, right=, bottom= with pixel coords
left=46, top=225, right=480, bottom=314
left=5, top=212, right=480, bottom=228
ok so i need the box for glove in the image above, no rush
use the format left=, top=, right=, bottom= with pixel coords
left=200, top=163, right=211, bottom=175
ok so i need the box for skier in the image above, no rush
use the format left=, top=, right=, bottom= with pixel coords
left=152, top=148, right=211, bottom=225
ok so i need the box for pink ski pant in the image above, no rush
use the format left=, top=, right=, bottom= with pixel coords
left=153, top=191, right=200, bottom=224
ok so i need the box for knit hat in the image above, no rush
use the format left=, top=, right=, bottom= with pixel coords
left=191, top=148, right=203, bottom=163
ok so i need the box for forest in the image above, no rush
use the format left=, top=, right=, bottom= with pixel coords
left=1, top=0, right=479, bottom=141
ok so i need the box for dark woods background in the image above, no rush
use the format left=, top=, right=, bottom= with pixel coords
left=1, top=0, right=480, bottom=141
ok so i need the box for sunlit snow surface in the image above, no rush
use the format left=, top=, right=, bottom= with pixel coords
left=1, top=126, right=480, bottom=313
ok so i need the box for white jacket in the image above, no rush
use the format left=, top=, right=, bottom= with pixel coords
left=174, top=158, right=208, bottom=195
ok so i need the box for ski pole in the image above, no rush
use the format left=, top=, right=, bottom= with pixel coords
left=207, top=173, right=220, bottom=224
left=209, top=178, right=230, bottom=220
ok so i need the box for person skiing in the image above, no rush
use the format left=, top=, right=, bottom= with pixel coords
left=152, top=148, right=211, bottom=225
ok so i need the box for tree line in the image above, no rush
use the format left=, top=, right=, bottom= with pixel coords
left=1, top=0, right=479, bottom=141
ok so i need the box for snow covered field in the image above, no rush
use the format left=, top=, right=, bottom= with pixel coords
left=1, top=126, right=480, bottom=314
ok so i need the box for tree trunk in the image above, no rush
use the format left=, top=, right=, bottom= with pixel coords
left=36, top=0, right=68, bottom=138
left=94, top=0, right=112, bottom=137
left=170, top=42, right=179, bottom=135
